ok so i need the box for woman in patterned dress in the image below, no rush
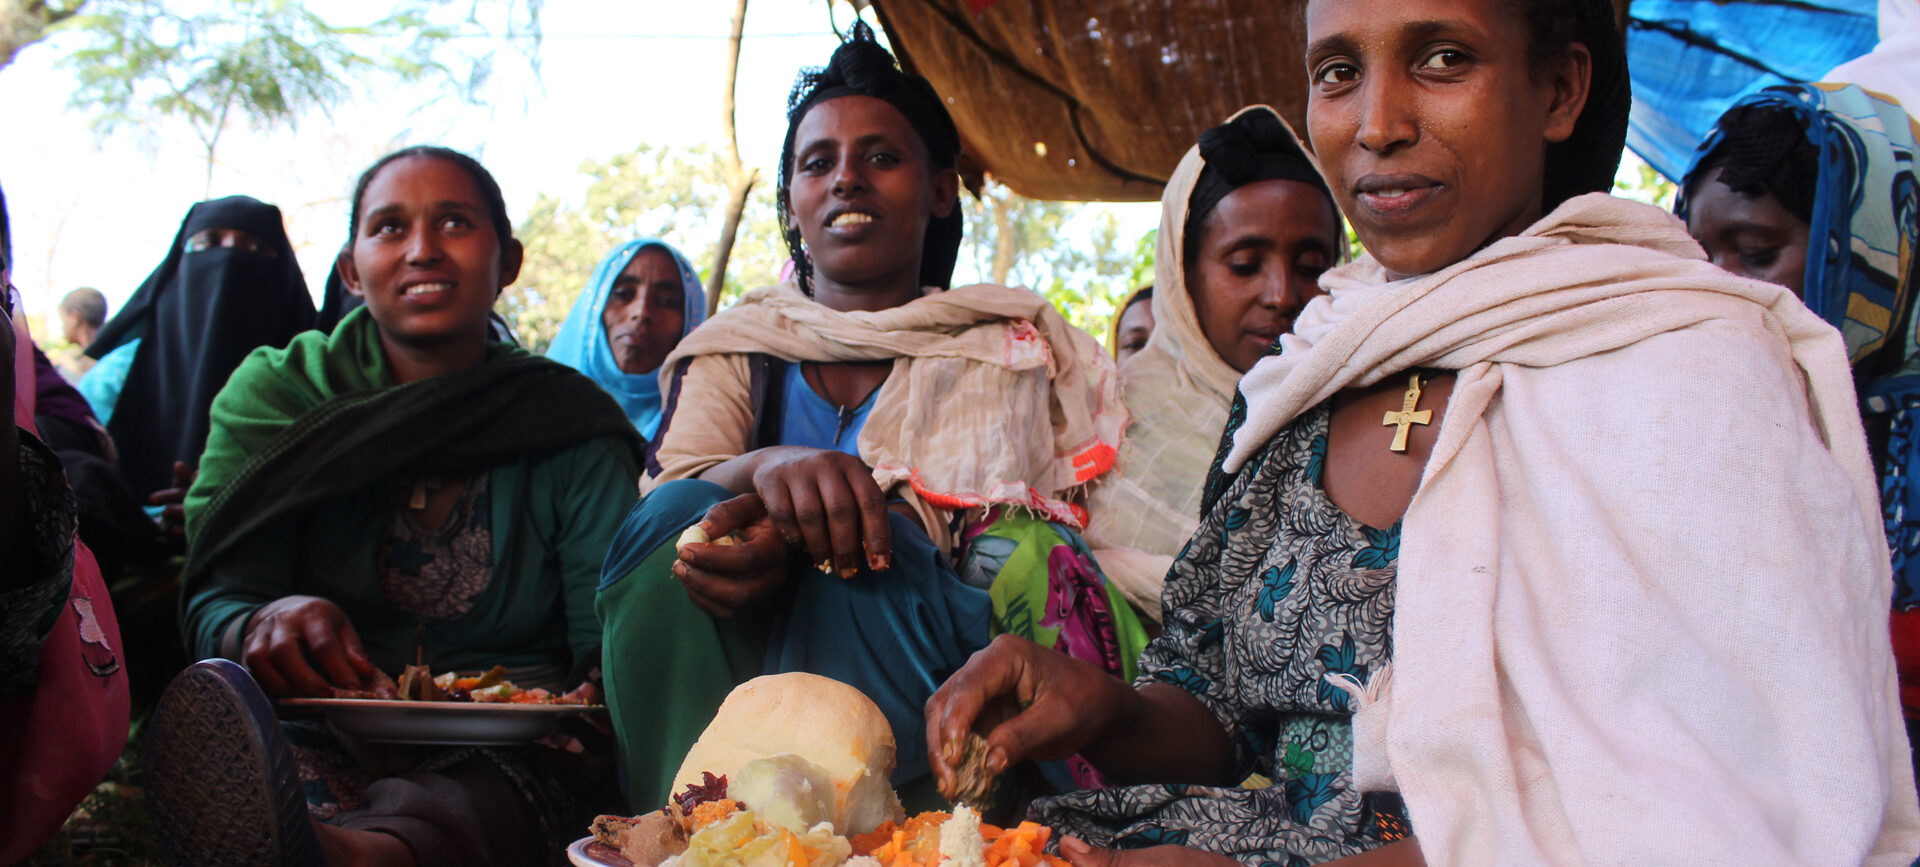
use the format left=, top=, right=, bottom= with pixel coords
left=927, top=0, right=1919, bottom=864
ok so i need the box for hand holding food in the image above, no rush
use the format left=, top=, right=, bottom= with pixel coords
left=241, top=595, right=377, bottom=697
left=676, top=494, right=800, bottom=618
left=926, top=636, right=1131, bottom=800
left=588, top=673, right=1068, bottom=867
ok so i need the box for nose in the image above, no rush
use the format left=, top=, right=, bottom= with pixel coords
left=405, top=222, right=442, bottom=265
left=1261, top=268, right=1320, bottom=320
left=1354, top=77, right=1417, bottom=155
left=830, top=152, right=867, bottom=197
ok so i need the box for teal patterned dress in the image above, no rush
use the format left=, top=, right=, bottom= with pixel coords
left=1031, top=403, right=1409, bottom=865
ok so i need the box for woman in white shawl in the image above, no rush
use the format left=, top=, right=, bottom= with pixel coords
left=1084, top=106, right=1343, bottom=621
left=927, top=0, right=1919, bottom=864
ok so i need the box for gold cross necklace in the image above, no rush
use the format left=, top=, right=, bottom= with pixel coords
left=1381, top=373, right=1433, bottom=453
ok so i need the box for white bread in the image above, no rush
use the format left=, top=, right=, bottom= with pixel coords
left=670, top=673, right=903, bottom=835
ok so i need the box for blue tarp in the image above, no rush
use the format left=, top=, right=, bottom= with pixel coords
left=1627, top=0, right=1879, bottom=181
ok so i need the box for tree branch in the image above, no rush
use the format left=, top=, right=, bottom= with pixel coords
left=705, top=0, right=753, bottom=316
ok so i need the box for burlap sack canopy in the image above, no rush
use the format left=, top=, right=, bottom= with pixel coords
left=869, top=0, right=1634, bottom=202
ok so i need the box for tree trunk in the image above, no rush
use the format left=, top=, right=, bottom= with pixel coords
left=0, top=0, right=87, bottom=73
left=991, top=192, right=1017, bottom=286
left=706, top=0, right=755, bottom=317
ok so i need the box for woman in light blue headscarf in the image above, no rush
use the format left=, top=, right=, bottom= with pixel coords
left=546, top=239, right=707, bottom=439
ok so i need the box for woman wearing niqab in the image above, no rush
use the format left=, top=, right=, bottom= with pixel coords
left=80, top=196, right=314, bottom=497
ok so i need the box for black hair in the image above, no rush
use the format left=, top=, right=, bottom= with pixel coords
left=1510, top=0, right=1631, bottom=212
left=1690, top=103, right=1820, bottom=224
left=1127, top=285, right=1154, bottom=307
left=778, top=21, right=963, bottom=296
left=347, top=145, right=514, bottom=258
left=1184, top=109, right=1338, bottom=267
left=61, top=288, right=108, bottom=328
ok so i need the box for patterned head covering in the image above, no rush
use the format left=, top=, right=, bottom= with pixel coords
left=544, top=239, right=706, bottom=440
left=1679, top=83, right=1919, bottom=378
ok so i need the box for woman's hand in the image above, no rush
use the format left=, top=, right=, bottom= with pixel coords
left=675, top=494, right=795, bottom=618
left=749, top=446, right=893, bottom=578
left=241, top=595, right=376, bottom=698
left=149, top=460, right=196, bottom=544
left=925, top=635, right=1133, bottom=799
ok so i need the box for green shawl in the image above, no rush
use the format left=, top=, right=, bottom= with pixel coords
left=183, top=306, right=643, bottom=598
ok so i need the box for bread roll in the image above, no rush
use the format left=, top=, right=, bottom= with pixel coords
left=670, top=673, right=903, bottom=835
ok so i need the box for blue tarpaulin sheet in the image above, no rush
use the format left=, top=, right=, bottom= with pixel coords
left=1627, top=0, right=1879, bottom=181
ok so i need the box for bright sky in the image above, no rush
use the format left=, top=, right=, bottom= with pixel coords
left=1, top=1, right=1160, bottom=325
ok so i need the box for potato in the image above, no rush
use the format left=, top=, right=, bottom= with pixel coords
left=677, top=525, right=738, bottom=551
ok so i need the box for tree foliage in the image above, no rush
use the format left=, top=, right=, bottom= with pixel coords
left=506, top=144, right=785, bottom=353
left=960, top=180, right=1152, bottom=346
left=29, top=0, right=541, bottom=184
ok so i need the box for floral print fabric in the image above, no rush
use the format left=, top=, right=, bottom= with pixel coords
left=958, top=509, right=1149, bottom=790
left=1030, top=404, right=1408, bottom=864
left=377, top=473, right=493, bottom=621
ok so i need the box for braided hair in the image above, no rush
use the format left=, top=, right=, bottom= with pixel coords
left=777, top=21, right=963, bottom=296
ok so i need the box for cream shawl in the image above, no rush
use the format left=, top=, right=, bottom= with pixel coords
left=1084, top=105, right=1330, bottom=619
left=650, top=280, right=1125, bottom=553
left=1228, top=192, right=1920, bottom=864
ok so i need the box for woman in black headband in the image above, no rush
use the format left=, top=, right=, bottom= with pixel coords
left=598, top=22, right=1136, bottom=809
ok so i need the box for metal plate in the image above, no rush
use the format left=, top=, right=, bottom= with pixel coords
left=279, top=698, right=601, bottom=746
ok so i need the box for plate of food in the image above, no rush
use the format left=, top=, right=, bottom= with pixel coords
left=573, top=672, right=1067, bottom=867
left=282, top=664, right=602, bottom=746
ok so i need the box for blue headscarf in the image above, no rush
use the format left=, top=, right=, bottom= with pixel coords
left=545, top=239, right=707, bottom=439
left=1681, top=83, right=1920, bottom=606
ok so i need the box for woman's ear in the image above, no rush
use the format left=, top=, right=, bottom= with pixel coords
left=930, top=168, right=961, bottom=220
left=337, top=250, right=363, bottom=298
left=1542, top=43, right=1593, bottom=145
left=498, top=238, right=525, bottom=294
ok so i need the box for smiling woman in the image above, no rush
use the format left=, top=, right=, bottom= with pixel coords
left=595, top=22, right=1137, bottom=812
left=928, top=0, right=1920, bottom=865
left=149, top=146, right=646, bottom=867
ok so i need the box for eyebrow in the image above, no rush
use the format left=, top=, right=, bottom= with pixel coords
left=797, top=131, right=907, bottom=154
left=1306, top=18, right=1482, bottom=58
left=363, top=200, right=480, bottom=220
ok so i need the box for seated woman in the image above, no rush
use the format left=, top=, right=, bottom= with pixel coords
left=1083, top=106, right=1344, bottom=621
left=928, top=1, right=1918, bottom=864
left=1679, top=82, right=1920, bottom=775
left=598, top=23, right=1136, bottom=811
left=146, top=146, right=644, bottom=867
left=545, top=238, right=707, bottom=439
left=78, top=195, right=314, bottom=501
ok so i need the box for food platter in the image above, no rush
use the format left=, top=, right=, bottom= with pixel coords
left=280, top=697, right=602, bottom=746
left=567, top=836, right=634, bottom=867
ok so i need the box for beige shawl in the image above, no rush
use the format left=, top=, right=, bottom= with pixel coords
left=1232, top=192, right=1920, bottom=864
left=1085, top=105, right=1334, bottom=620
left=649, top=280, right=1125, bottom=553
